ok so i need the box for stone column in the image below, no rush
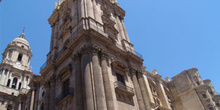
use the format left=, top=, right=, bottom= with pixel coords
left=130, top=69, right=146, bottom=110
left=137, top=72, right=151, bottom=110
left=5, top=70, right=10, bottom=85
left=73, top=54, right=84, bottom=110
left=34, top=89, right=39, bottom=110
left=81, top=49, right=94, bottom=110
left=0, top=69, right=5, bottom=85
left=92, top=48, right=107, bottom=110
left=101, top=52, right=115, bottom=110
left=18, top=102, right=21, bottom=110
left=155, top=75, right=170, bottom=109
left=30, top=90, right=35, bottom=110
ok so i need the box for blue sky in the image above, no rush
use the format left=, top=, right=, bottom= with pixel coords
left=0, top=0, right=219, bottom=93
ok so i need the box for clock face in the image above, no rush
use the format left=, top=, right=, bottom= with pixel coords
left=15, top=62, right=21, bottom=68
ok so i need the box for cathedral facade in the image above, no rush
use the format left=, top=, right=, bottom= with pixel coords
left=0, top=0, right=219, bottom=110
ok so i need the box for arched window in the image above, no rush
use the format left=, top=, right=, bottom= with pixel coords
left=18, top=82, right=22, bottom=90
left=17, top=53, right=23, bottom=61
left=5, top=69, right=8, bottom=75
left=42, top=91, right=45, bottom=97
left=26, top=76, right=29, bottom=81
left=12, top=78, right=18, bottom=89
left=7, top=79, right=11, bottom=87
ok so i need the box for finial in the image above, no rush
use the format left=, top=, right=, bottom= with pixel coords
left=165, top=77, right=171, bottom=82
left=23, top=27, right=25, bottom=33
left=19, top=27, right=25, bottom=38
left=152, top=69, right=158, bottom=75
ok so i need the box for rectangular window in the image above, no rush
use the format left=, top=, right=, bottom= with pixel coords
left=62, top=79, right=69, bottom=95
left=116, top=73, right=125, bottom=85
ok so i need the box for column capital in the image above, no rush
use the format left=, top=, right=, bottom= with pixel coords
left=101, top=51, right=108, bottom=60
left=137, top=72, right=144, bottom=79
left=130, top=68, right=137, bottom=75
left=72, top=53, right=81, bottom=62
left=91, top=45, right=100, bottom=55
left=80, top=45, right=90, bottom=55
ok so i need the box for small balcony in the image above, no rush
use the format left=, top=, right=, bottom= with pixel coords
left=114, top=81, right=134, bottom=96
left=40, top=55, right=54, bottom=72
left=60, top=17, right=72, bottom=31
left=55, top=87, right=74, bottom=105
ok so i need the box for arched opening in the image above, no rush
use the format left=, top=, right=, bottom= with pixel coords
left=17, top=53, right=23, bottom=61
left=193, top=76, right=200, bottom=85
left=26, top=76, right=29, bottom=81
left=6, top=79, right=11, bottom=87
left=6, top=104, right=13, bottom=110
left=40, top=103, right=44, bottom=110
left=5, top=69, right=8, bottom=75
left=18, top=82, right=22, bottom=90
left=12, top=78, right=18, bottom=89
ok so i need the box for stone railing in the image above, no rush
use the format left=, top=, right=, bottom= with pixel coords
left=54, top=47, right=67, bottom=60
left=114, top=81, right=134, bottom=96
left=40, top=55, right=54, bottom=71
left=55, top=87, right=74, bottom=104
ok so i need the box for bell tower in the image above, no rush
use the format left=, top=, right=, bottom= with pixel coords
left=0, top=32, right=33, bottom=95
left=40, top=0, right=147, bottom=110
left=46, top=0, right=135, bottom=59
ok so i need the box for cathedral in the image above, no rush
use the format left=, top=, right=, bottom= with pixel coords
left=0, top=0, right=219, bottom=110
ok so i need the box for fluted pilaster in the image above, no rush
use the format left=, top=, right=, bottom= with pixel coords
left=92, top=48, right=107, bottom=110
left=137, top=72, right=151, bottom=110
left=81, top=48, right=95, bottom=110
left=30, top=90, right=35, bottom=110
left=101, top=52, right=115, bottom=110
left=156, top=78, right=170, bottom=109
left=73, top=53, right=84, bottom=110
left=130, top=69, right=146, bottom=110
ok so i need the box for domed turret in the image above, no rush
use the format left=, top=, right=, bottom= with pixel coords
left=1, top=32, right=32, bottom=70
left=9, top=33, right=30, bottom=50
